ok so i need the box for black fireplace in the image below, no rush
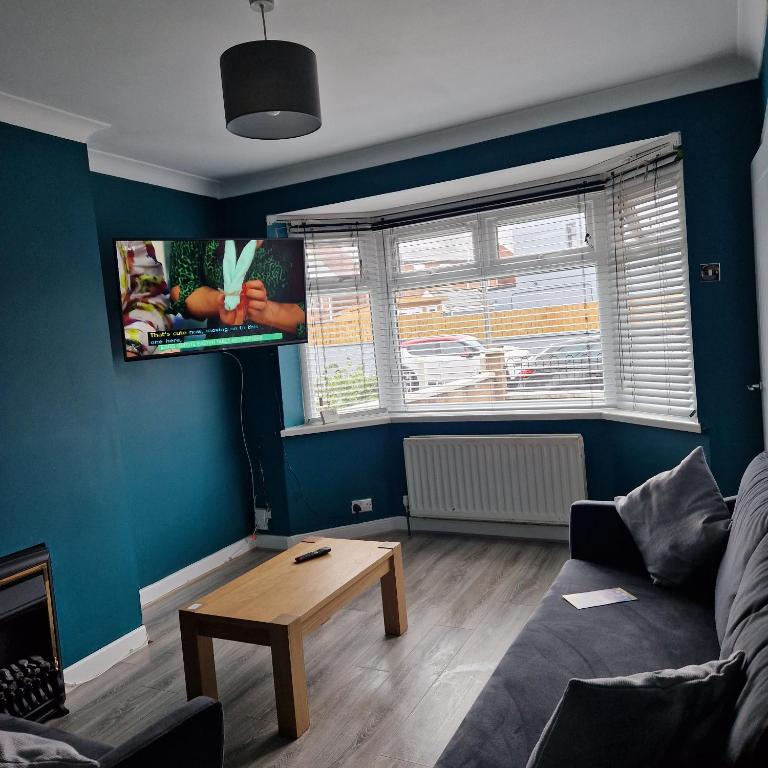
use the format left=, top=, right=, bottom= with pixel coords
left=0, top=544, right=67, bottom=721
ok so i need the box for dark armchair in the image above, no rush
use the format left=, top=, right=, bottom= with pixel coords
left=0, top=696, right=223, bottom=768
left=569, top=494, right=737, bottom=580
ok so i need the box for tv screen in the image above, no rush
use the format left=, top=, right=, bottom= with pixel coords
left=115, top=238, right=307, bottom=360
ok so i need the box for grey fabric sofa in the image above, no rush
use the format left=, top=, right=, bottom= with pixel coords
left=0, top=696, right=223, bottom=767
left=436, top=452, right=768, bottom=768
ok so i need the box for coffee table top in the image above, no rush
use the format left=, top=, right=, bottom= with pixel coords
left=182, top=537, right=398, bottom=626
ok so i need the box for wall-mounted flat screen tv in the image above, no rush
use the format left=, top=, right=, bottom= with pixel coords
left=115, top=238, right=307, bottom=361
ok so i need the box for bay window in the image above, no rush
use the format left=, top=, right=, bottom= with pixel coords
left=288, top=144, right=696, bottom=426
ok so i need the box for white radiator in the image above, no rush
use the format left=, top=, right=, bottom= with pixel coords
left=403, top=434, right=587, bottom=525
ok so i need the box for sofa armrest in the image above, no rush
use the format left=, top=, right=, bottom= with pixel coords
left=569, top=500, right=647, bottom=573
left=98, top=697, right=223, bottom=768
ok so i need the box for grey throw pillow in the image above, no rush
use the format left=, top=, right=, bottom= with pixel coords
left=526, top=652, right=745, bottom=768
left=0, top=731, right=98, bottom=767
left=615, top=446, right=731, bottom=587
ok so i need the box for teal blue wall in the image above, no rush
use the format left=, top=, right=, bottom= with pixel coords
left=280, top=420, right=710, bottom=534
left=90, top=174, right=253, bottom=587
left=0, top=123, right=142, bottom=666
left=0, top=123, right=253, bottom=666
left=222, top=81, right=764, bottom=534
left=238, top=347, right=293, bottom=534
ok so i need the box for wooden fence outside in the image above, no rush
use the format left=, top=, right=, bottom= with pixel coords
left=309, top=302, right=600, bottom=346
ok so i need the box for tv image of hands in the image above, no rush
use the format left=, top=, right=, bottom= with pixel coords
left=116, top=238, right=307, bottom=360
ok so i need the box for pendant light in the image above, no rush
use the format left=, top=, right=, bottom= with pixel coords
left=220, top=0, right=321, bottom=140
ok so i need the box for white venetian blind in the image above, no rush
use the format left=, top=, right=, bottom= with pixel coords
left=603, top=155, right=697, bottom=419
left=374, top=200, right=606, bottom=413
left=300, top=228, right=380, bottom=419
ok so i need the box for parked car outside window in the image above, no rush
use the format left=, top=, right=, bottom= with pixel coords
left=400, top=335, right=529, bottom=392
left=509, top=337, right=603, bottom=391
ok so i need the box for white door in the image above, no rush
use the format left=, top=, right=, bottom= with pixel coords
left=751, top=139, right=768, bottom=447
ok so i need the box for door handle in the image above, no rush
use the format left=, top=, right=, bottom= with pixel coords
left=747, top=383, right=763, bottom=391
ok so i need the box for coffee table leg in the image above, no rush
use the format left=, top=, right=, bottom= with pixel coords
left=180, top=617, right=218, bottom=700
left=380, top=544, right=408, bottom=636
left=270, top=621, right=310, bottom=738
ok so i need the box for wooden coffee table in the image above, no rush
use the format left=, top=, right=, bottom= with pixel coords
left=178, top=537, right=407, bottom=738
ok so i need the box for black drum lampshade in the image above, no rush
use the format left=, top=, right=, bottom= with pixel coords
left=220, top=40, right=321, bottom=140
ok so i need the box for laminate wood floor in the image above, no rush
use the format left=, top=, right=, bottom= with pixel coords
left=58, top=532, right=568, bottom=768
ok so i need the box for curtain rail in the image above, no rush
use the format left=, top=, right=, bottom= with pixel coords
left=283, top=150, right=680, bottom=236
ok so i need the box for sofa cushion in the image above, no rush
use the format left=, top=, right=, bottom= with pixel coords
left=615, top=447, right=730, bottom=587
left=716, top=451, right=768, bottom=643
left=435, top=558, right=720, bottom=768
left=0, top=716, right=110, bottom=762
left=525, top=652, right=745, bottom=768
left=720, top=533, right=768, bottom=767
left=0, top=729, right=99, bottom=766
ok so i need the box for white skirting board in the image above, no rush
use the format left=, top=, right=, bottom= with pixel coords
left=255, top=515, right=568, bottom=547
left=408, top=517, right=568, bottom=542
left=139, top=536, right=259, bottom=608
left=253, top=515, right=409, bottom=549
left=63, top=625, right=148, bottom=687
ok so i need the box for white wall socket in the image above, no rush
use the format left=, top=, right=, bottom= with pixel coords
left=254, top=507, right=270, bottom=530
left=351, top=498, right=373, bottom=514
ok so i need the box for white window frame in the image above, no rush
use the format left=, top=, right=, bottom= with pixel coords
left=382, top=197, right=605, bottom=415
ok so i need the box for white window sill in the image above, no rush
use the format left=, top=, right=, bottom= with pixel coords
left=281, top=415, right=392, bottom=436
left=280, top=409, right=702, bottom=437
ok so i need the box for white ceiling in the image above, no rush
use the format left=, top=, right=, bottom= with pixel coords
left=0, top=1, right=763, bottom=195
left=278, top=137, right=673, bottom=218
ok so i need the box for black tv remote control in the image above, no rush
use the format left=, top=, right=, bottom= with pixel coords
left=294, top=546, right=331, bottom=563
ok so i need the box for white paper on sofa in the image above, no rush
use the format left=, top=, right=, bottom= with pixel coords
left=562, top=587, right=637, bottom=609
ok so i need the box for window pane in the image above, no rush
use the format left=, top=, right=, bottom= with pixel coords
left=498, top=266, right=603, bottom=401
left=607, top=164, right=696, bottom=418
left=397, top=230, right=474, bottom=273
left=390, top=265, right=603, bottom=408
left=497, top=211, right=586, bottom=259
left=305, top=237, right=361, bottom=283
left=305, top=290, right=379, bottom=416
